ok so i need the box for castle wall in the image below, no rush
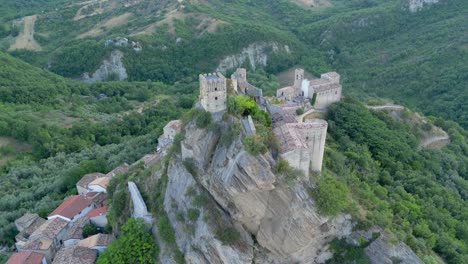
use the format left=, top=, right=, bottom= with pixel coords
left=314, top=85, right=342, bottom=110
left=280, top=148, right=311, bottom=177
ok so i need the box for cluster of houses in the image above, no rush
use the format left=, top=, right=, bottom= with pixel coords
left=6, top=119, right=184, bottom=264
left=6, top=164, right=130, bottom=264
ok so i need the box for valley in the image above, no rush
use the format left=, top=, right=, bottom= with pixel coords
left=0, top=0, right=466, bottom=263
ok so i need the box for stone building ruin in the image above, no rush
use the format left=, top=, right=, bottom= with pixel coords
left=199, top=72, right=227, bottom=112
left=277, top=68, right=342, bottom=110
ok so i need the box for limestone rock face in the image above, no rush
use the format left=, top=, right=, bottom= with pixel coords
left=216, top=42, right=291, bottom=72
left=406, top=0, right=440, bottom=12
left=179, top=120, right=353, bottom=263
left=162, top=158, right=254, bottom=263
left=81, top=49, right=128, bottom=83
left=364, top=233, right=424, bottom=264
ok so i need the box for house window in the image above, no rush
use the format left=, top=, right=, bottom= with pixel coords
left=335, top=91, right=338, bottom=94
left=215, top=97, right=218, bottom=100
left=306, top=136, right=309, bottom=140
left=215, top=88, right=218, bottom=91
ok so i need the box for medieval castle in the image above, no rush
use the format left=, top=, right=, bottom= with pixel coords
left=199, top=68, right=342, bottom=177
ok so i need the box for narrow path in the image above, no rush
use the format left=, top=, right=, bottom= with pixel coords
left=420, top=133, right=450, bottom=149
left=366, top=104, right=405, bottom=111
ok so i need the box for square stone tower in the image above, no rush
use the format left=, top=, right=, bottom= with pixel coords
left=199, top=72, right=227, bottom=112
left=294, top=68, right=304, bottom=94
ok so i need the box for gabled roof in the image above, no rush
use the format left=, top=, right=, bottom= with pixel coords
left=85, top=207, right=107, bottom=218
left=77, top=234, right=113, bottom=248
left=15, top=217, right=46, bottom=243
left=86, top=192, right=107, bottom=207
left=22, top=238, right=53, bottom=251
left=76, top=173, right=105, bottom=189
left=88, top=177, right=110, bottom=189
left=6, top=251, right=45, bottom=264
left=63, top=218, right=87, bottom=241
left=273, top=120, right=328, bottom=154
left=15, top=214, right=40, bottom=231
left=48, top=196, right=91, bottom=220
left=30, top=218, right=69, bottom=240
left=52, top=246, right=98, bottom=264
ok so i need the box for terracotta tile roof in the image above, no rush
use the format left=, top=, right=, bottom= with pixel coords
left=30, top=218, right=69, bottom=240
left=63, top=218, right=87, bottom=241
left=85, top=207, right=107, bottom=218
left=277, top=86, right=296, bottom=94
left=77, top=234, right=113, bottom=248
left=308, top=78, right=329, bottom=86
left=6, top=251, right=45, bottom=264
left=313, top=83, right=341, bottom=93
left=76, top=173, right=105, bottom=189
left=88, top=177, right=110, bottom=189
left=48, top=195, right=91, bottom=220
left=52, top=246, right=98, bottom=264
left=22, top=238, right=53, bottom=251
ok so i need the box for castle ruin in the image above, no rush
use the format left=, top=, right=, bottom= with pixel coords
left=277, top=68, right=342, bottom=110
left=197, top=67, right=342, bottom=175
left=199, top=72, right=227, bottom=113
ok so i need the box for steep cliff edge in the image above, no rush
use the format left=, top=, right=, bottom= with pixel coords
left=149, top=114, right=353, bottom=263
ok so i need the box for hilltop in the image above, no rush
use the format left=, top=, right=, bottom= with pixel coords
left=0, top=0, right=466, bottom=127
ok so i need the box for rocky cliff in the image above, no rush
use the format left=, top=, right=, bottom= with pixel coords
left=81, top=49, right=128, bottom=83
left=216, top=42, right=291, bottom=72
left=406, top=0, right=440, bottom=12
left=150, top=115, right=354, bottom=263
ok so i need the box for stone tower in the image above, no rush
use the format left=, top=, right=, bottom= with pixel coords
left=295, top=119, right=328, bottom=172
left=273, top=119, right=328, bottom=177
left=294, top=68, right=304, bottom=94
left=231, top=68, right=247, bottom=93
left=199, top=72, right=227, bottom=113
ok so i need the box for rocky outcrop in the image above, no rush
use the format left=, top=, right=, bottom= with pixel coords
left=162, top=158, right=254, bottom=263
left=216, top=42, right=291, bottom=72
left=406, top=0, right=440, bottom=12
left=81, top=50, right=128, bottom=83
left=179, top=118, right=353, bottom=263
left=365, top=233, right=424, bottom=264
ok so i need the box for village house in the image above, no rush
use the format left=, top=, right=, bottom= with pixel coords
left=85, top=207, right=108, bottom=228
left=87, top=177, right=110, bottom=193
left=20, top=218, right=69, bottom=263
left=62, top=218, right=87, bottom=248
left=51, top=246, right=97, bottom=264
left=14, top=214, right=46, bottom=251
left=48, top=196, right=93, bottom=222
left=77, top=234, right=113, bottom=253
left=6, top=251, right=47, bottom=264
left=85, top=192, right=107, bottom=208
left=76, top=173, right=105, bottom=196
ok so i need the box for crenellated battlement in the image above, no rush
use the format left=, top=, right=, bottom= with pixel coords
left=199, top=72, right=227, bottom=112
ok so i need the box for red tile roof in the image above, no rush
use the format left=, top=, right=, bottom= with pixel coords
left=48, top=195, right=91, bottom=220
left=85, top=207, right=107, bottom=218
left=6, top=251, right=45, bottom=264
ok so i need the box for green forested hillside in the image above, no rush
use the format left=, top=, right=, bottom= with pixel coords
left=0, top=0, right=467, bottom=263
left=0, top=52, right=195, bottom=245
left=325, top=99, right=468, bottom=263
